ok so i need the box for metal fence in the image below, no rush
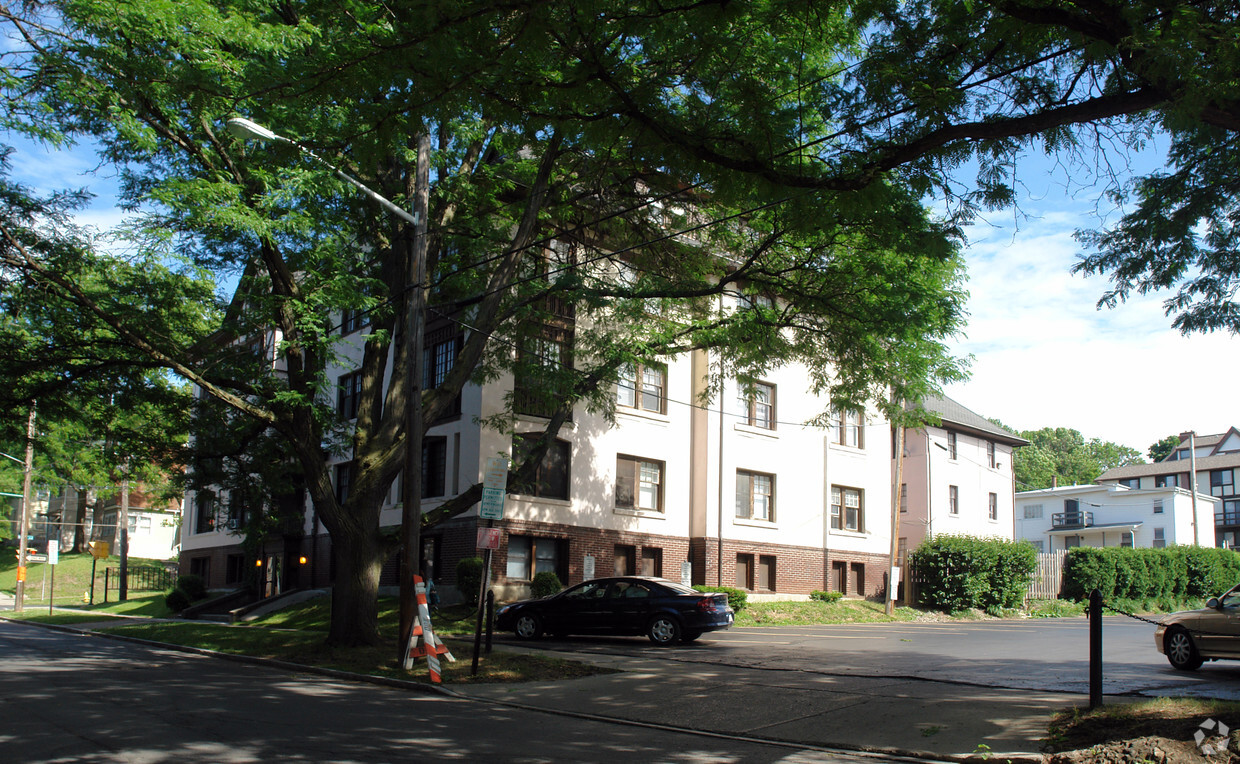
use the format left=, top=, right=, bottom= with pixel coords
left=103, top=565, right=176, bottom=597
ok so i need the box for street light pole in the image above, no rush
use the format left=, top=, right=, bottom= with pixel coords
left=226, top=117, right=429, bottom=653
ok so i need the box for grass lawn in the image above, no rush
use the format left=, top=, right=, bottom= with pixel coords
left=1, top=552, right=175, bottom=611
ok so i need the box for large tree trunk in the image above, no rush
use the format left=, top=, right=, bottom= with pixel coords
left=326, top=521, right=385, bottom=647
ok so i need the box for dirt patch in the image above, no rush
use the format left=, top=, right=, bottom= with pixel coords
left=1048, top=736, right=1236, bottom=763
left=1046, top=700, right=1240, bottom=763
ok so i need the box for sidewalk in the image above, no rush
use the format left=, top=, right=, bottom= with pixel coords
left=452, top=645, right=1073, bottom=762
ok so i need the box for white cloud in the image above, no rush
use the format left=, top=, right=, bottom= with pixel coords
left=946, top=206, right=1239, bottom=454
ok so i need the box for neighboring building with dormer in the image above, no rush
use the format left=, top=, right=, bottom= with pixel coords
left=1097, top=428, right=1240, bottom=548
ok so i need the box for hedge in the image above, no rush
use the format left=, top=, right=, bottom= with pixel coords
left=1062, top=546, right=1240, bottom=602
left=456, top=556, right=484, bottom=606
left=909, top=535, right=1038, bottom=613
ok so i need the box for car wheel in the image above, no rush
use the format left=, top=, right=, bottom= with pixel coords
left=647, top=615, right=682, bottom=646
left=1165, top=626, right=1204, bottom=671
left=681, top=630, right=703, bottom=643
left=514, top=613, right=543, bottom=640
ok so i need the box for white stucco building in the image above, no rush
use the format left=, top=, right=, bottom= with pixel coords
left=1015, top=483, right=1217, bottom=552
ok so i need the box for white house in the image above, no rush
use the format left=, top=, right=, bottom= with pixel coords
left=1097, top=428, right=1240, bottom=548
left=899, top=395, right=1027, bottom=556
left=1015, top=483, right=1217, bottom=552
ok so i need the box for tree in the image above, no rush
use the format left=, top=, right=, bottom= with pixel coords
left=1012, top=427, right=1144, bottom=491
left=3, top=0, right=1235, bottom=646
left=1148, top=435, right=1180, bottom=463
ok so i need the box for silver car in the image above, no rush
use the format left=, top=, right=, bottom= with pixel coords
left=1155, top=584, right=1240, bottom=671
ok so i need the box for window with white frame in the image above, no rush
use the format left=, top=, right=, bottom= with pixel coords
left=616, top=456, right=664, bottom=512
left=1153, top=527, right=1166, bottom=548
left=988, top=492, right=998, bottom=520
left=1121, top=531, right=1134, bottom=548
left=830, top=485, right=863, bottom=531
left=948, top=485, right=959, bottom=515
left=947, top=431, right=958, bottom=459
left=736, top=470, right=774, bottom=522
left=1153, top=499, right=1164, bottom=514
left=1023, top=504, right=1043, bottom=519
left=986, top=440, right=996, bottom=468
left=338, top=370, right=363, bottom=420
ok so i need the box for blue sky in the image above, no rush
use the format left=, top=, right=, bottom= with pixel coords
left=5, top=132, right=1235, bottom=457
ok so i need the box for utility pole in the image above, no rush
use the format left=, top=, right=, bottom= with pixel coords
left=1181, top=431, right=1200, bottom=546
left=887, top=421, right=905, bottom=616
left=398, top=131, right=431, bottom=656
left=119, top=471, right=130, bottom=601
left=15, top=405, right=36, bottom=613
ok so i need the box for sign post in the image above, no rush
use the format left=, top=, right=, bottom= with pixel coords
left=473, top=457, right=508, bottom=675
left=47, top=540, right=58, bottom=615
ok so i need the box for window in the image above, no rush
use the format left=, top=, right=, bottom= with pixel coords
left=338, top=371, right=363, bottom=420
left=1119, top=477, right=1140, bottom=489
left=736, top=470, right=775, bottom=522
left=988, top=492, right=998, bottom=521
left=758, top=555, right=776, bottom=591
left=617, top=363, right=667, bottom=414
left=514, top=321, right=573, bottom=418
left=1211, top=469, right=1235, bottom=497
left=342, top=307, right=371, bottom=335
left=1153, top=527, right=1166, bottom=549
left=948, top=485, right=959, bottom=515
left=127, top=515, right=152, bottom=535
left=1121, top=532, right=1134, bottom=548
left=1023, top=504, right=1043, bottom=519
left=512, top=435, right=570, bottom=500
left=986, top=441, right=996, bottom=468
left=189, top=556, right=210, bottom=582
left=738, top=381, right=775, bottom=430
left=226, top=493, right=247, bottom=530
left=194, top=494, right=215, bottom=534
left=833, top=409, right=864, bottom=448
left=1218, top=500, right=1240, bottom=526
left=1064, top=535, right=1081, bottom=549
left=640, top=547, right=662, bottom=577
left=335, top=462, right=353, bottom=504
left=736, top=553, right=754, bottom=589
left=897, top=537, right=908, bottom=567
left=225, top=554, right=246, bottom=585
left=947, top=431, right=958, bottom=460
left=423, top=438, right=447, bottom=498
left=1155, top=474, right=1180, bottom=488
left=1153, top=499, right=1164, bottom=515
left=899, top=483, right=907, bottom=514
left=831, top=485, right=863, bottom=531
left=423, top=323, right=463, bottom=417
left=505, top=535, right=567, bottom=581
left=614, top=544, right=636, bottom=576
left=1030, top=540, right=1044, bottom=553
left=616, top=456, right=664, bottom=512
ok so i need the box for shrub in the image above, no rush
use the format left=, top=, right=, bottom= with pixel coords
left=810, top=590, right=844, bottom=602
left=176, top=574, right=208, bottom=601
left=1062, top=546, right=1240, bottom=603
left=693, top=585, right=748, bottom=612
left=456, top=556, right=485, bottom=606
left=910, top=535, right=1037, bottom=613
left=164, top=587, right=192, bottom=613
left=530, top=571, right=563, bottom=598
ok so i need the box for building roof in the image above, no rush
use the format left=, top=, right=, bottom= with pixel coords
left=1098, top=451, right=1240, bottom=480
left=907, top=394, right=1029, bottom=447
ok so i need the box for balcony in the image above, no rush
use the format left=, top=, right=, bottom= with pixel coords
left=1052, top=511, right=1094, bottom=529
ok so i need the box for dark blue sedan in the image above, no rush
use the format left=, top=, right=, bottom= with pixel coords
left=495, top=576, right=734, bottom=645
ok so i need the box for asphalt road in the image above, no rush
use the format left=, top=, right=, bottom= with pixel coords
left=497, top=615, right=1240, bottom=700
left=0, top=619, right=926, bottom=764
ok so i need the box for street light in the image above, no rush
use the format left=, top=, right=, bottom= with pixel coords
left=227, top=116, right=430, bottom=652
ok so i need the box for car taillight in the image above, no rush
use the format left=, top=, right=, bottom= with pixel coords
left=697, top=597, right=720, bottom=612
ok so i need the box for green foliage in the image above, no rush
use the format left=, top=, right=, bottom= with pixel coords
left=176, top=574, right=209, bottom=601
left=1012, top=427, right=1144, bottom=491
left=810, top=590, right=844, bottom=603
left=1062, top=547, right=1240, bottom=603
left=530, top=571, right=563, bottom=598
left=692, top=585, right=748, bottom=612
left=164, top=587, right=191, bottom=613
left=910, top=536, right=1038, bottom=613
left=1148, top=435, right=1180, bottom=463
left=456, top=557, right=484, bottom=607
left=1026, top=599, right=1086, bottom=618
